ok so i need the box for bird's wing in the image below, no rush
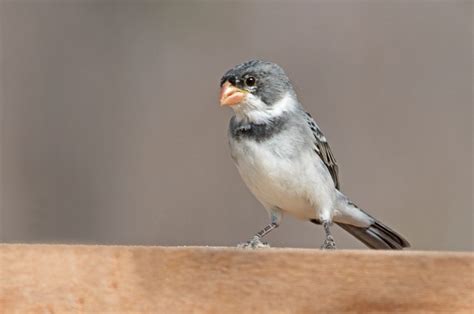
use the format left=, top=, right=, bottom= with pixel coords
left=304, top=112, right=340, bottom=190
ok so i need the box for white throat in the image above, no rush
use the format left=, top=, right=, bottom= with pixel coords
left=232, top=92, right=298, bottom=124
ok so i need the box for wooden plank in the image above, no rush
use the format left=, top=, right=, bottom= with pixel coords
left=0, top=245, right=472, bottom=313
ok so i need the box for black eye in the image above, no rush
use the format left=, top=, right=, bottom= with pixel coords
left=245, top=76, right=256, bottom=87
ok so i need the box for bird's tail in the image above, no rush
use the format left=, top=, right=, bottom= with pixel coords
left=336, top=219, right=410, bottom=250
left=330, top=192, right=410, bottom=249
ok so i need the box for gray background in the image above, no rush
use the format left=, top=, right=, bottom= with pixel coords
left=0, top=1, right=472, bottom=250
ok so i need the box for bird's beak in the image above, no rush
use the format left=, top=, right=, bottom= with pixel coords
left=220, top=82, right=247, bottom=106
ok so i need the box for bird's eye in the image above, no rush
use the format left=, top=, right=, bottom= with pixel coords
left=245, top=76, right=256, bottom=87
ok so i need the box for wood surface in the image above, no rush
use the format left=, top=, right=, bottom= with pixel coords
left=0, top=244, right=472, bottom=313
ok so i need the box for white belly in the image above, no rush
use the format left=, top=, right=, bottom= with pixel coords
left=230, top=134, right=336, bottom=220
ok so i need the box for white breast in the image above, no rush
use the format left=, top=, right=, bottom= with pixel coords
left=230, top=130, right=336, bottom=220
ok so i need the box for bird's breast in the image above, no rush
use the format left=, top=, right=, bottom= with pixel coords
left=229, top=131, right=332, bottom=219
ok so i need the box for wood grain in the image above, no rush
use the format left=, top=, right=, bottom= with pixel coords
left=0, top=245, right=472, bottom=313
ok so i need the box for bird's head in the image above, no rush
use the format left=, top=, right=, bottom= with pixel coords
left=219, top=60, right=296, bottom=121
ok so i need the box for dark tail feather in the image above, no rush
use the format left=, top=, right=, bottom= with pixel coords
left=336, top=221, right=410, bottom=250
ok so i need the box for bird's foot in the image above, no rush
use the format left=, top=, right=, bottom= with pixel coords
left=237, top=236, right=270, bottom=249
left=321, top=235, right=336, bottom=250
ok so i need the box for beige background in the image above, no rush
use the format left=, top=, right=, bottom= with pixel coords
left=0, top=1, right=472, bottom=250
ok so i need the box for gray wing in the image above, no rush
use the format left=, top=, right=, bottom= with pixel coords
left=304, top=112, right=340, bottom=190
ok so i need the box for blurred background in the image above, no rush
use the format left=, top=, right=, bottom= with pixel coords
left=0, top=1, right=472, bottom=251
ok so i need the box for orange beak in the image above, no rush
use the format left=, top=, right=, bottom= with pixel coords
left=220, top=82, right=247, bottom=106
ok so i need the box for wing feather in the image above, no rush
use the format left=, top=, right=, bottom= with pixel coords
left=305, top=112, right=340, bottom=190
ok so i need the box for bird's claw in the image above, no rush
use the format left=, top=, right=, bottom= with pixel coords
left=321, top=235, right=336, bottom=250
left=237, top=236, right=270, bottom=249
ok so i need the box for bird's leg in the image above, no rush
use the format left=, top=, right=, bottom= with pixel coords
left=321, top=220, right=336, bottom=250
left=237, top=223, right=279, bottom=249
left=238, top=209, right=281, bottom=249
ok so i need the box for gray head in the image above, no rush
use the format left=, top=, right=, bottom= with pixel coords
left=219, top=60, right=295, bottom=107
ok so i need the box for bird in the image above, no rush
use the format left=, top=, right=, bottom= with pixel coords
left=219, top=59, right=410, bottom=250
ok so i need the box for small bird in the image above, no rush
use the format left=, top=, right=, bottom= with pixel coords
left=219, top=60, right=410, bottom=249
